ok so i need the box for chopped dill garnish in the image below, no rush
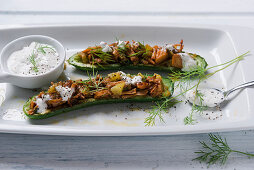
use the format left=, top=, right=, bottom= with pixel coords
left=29, top=53, right=39, bottom=73
left=129, top=41, right=147, bottom=57
left=85, top=70, right=107, bottom=92
left=90, top=48, right=114, bottom=65
left=194, top=133, right=254, bottom=166
left=37, top=45, right=56, bottom=54
left=115, top=37, right=119, bottom=41
left=117, top=45, right=129, bottom=56
left=29, top=44, right=57, bottom=73
left=137, top=41, right=145, bottom=50
left=129, top=50, right=145, bottom=57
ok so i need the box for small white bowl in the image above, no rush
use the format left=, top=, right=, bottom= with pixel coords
left=0, top=35, right=66, bottom=89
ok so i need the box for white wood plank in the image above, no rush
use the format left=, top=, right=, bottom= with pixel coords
left=1, top=0, right=254, bottom=13
left=0, top=131, right=253, bottom=169
left=1, top=14, right=254, bottom=28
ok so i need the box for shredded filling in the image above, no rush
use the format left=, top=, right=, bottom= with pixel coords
left=28, top=72, right=171, bottom=115
left=78, top=40, right=198, bottom=71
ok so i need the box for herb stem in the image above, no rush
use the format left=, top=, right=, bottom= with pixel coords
left=146, top=51, right=250, bottom=126
left=232, top=150, right=254, bottom=157
left=205, top=51, right=249, bottom=71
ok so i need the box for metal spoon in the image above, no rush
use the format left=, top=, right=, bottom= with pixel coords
left=186, top=81, right=254, bottom=107
left=221, top=81, right=254, bottom=99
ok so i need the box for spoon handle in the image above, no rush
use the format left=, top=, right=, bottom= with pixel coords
left=225, top=81, right=254, bottom=97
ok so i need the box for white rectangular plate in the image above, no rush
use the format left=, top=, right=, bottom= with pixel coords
left=0, top=24, right=254, bottom=136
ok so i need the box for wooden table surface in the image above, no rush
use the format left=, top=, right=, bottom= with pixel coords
left=1, top=0, right=254, bottom=169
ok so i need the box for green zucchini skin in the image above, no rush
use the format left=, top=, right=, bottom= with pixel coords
left=68, top=53, right=208, bottom=72
left=23, top=78, right=174, bottom=119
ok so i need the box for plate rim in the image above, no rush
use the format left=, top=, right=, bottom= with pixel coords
left=0, top=23, right=254, bottom=136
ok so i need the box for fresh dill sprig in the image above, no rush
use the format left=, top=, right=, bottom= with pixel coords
left=186, top=51, right=250, bottom=124
left=169, top=65, right=206, bottom=97
left=184, top=105, right=207, bottom=125
left=169, top=65, right=206, bottom=82
left=145, top=99, right=181, bottom=126
left=196, top=51, right=250, bottom=86
left=194, top=133, right=254, bottom=166
left=145, top=102, right=166, bottom=126
left=184, top=91, right=205, bottom=125
left=170, top=51, right=249, bottom=83
left=145, top=82, right=200, bottom=126
left=179, top=51, right=249, bottom=125
left=184, top=89, right=206, bottom=125
left=184, top=112, right=196, bottom=125
left=145, top=51, right=250, bottom=126
left=184, top=91, right=207, bottom=125
left=192, top=105, right=208, bottom=115
left=145, top=76, right=203, bottom=126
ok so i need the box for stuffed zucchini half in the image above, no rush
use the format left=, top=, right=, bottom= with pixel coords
left=23, top=72, right=174, bottom=119
left=68, top=40, right=207, bottom=72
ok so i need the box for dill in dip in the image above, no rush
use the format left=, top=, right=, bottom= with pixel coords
left=186, top=88, right=225, bottom=107
left=7, top=42, right=60, bottom=76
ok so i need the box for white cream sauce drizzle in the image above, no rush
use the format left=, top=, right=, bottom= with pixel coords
left=55, top=86, right=75, bottom=101
left=178, top=53, right=198, bottom=71
left=119, top=71, right=142, bottom=85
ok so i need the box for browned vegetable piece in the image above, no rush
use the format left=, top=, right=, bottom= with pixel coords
left=48, top=85, right=56, bottom=93
left=148, top=58, right=155, bottom=65
left=151, top=46, right=158, bottom=60
left=145, top=44, right=153, bottom=52
left=110, top=82, right=125, bottom=96
left=94, top=90, right=111, bottom=99
left=136, top=90, right=148, bottom=96
left=137, top=82, right=148, bottom=89
left=122, top=88, right=137, bottom=95
left=163, top=90, right=171, bottom=97
left=155, top=49, right=168, bottom=64
left=132, top=41, right=140, bottom=52
left=141, top=59, right=149, bottom=65
left=150, top=84, right=163, bottom=98
left=30, top=100, right=36, bottom=109
left=47, top=99, right=66, bottom=107
left=80, top=52, right=88, bottom=63
left=112, top=48, right=120, bottom=61
left=130, top=56, right=139, bottom=65
left=171, top=54, right=183, bottom=69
